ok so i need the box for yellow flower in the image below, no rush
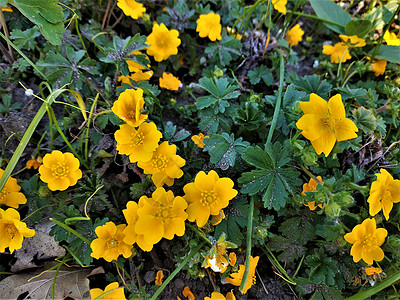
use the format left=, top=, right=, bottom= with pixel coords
left=272, top=0, right=287, bottom=14
left=146, top=23, right=181, bottom=62
left=90, top=282, right=126, bottom=300
left=155, top=270, right=164, bottom=286
left=122, top=201, right=154, bottom=252
left=367, top=169, right=400, bottom=220
left=371, top=59, right=387, bottom=77
left=296, top=93, right=358, bottom=157
left=38, top=151, right=82, bottom=191
left=182, top=286, right=195, bottom=300
left=365, top=267, right=382, bottom=276
left=115, top=122, right=162, bottom=163
left=285, top=24, right=304, bottom=47
left=112, top=88, right=148, bottom=127
left=135, top=187, right=188, bottom=245
left=203, top=233, right=236, bottom=273
left=137, top=141, right=186, bottom=187
left=159, top=73, right=181, bottom=91
left=0, top=169, right=27, bottom=208
left=225, top=256, right=259, bottom=294
left=1, top=5, right=12, bottom=12
left=210, top=209, right=225, bottom=226
left=118, top=53, right=153, bottom=84
left=339, top=34, right=366, bottom=47
left=229, top=252, right=237, bottom=266
left=322, top=42, right=352, bottom=63
left=117, top=0, right=145, bottom=20
left=205, top=291, right=236, bottom=300
left=302, top=176, right=325, bottom=210
left=191, top=133, right=209, bottom=148
left=183, top=170, right=238, bottom=227
left=383, top=31, right=400, bottom=46
left=344, top=218, right=387, bottom=265
left=0, top=208, right=35, bottom=253
left=226, top=26, right=242, bottom=39
left=90, top=221, right=133, bottom=262
left=196, top=12, right=222, bottom=41
left=26, top=156, right=43, bottom=169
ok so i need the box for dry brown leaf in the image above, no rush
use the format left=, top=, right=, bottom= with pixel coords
left=0, top=266, right=92, bottom=299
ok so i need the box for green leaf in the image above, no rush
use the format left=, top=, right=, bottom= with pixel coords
left=234, top=102, right=266, bottom=131
left=370, top=45, right=400, bottom=64
left=305, top=249, right=337, bottom=286
left=0, top=1, right=8, bottom=7
left=268, top=235, right=306, bottom=263
left=247, top=65, right=273, bottom=85
left=352, top=106, right=377, bottom=132
left=345, top=19, right=372, bottom=38
left=203, top=133, right=249, bottom=170
left=364, top=2, right=400, bottom=30
left=279, top=213, right=317, bottom=245
left=10, top=0, right=65, bottom=45
left=309, top=0, right=350, bottom=34
left=204, top=36, right=242, bottom=66
left=10, top=27, right=40, bottom=50
left=238, top=142, right=302, bottom=210
left=198, top=108, right=232, bottom=134
left=294, top=75, right=332, bottom=98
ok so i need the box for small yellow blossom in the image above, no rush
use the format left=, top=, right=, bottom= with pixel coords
left=0, top=169, right=27, bottom=208
left=296, top=93, right=358, bottom=156
left=135, top=187, right=188, bottom=245
left=226, top=27, right=242, bottom=39
left=365, top=267, right=382, bottom=276
left=225, top=256, right=259, bottom=294
left=272, top=0, right=287, bottom=14
left=286, top=24, right=304, bottom=47
left=205, top=291, right=236, bottom=300
left=196, top=12, right=222, bottom=41
left=112, top=88, right=148, bottom=127
left=383, top=31, right=400, bottom=46
left=183, top=170, right=238, bottom=227
left=322, top=42, right=352, bottom=63
left=137, top=141, right=186, bottom=187
left=90, top=221, right=133, bottom=262
left=26, top=156, right=43, bottom=169
left=146, top=23, right=181, bottom=62
left=155, top=270, right=164, bottom=286
left=302, top=176, right=324, bottom=210
left=203, top=233, right=236, bottom=273
left=344, top=218, right=387, bottom=265
left=370, top=59, right=387, bottom=77
left=339, top=34, right=366, bottom=47
left=115, top=122, right=162, bottom=163
left=229, top=252, right=237, bottom=266
left=159, top=72, right=181, bottom=91
left=38, top=151, right=82, bottom=191
left=1, top=5, right=12, bottom=12
left=191, top=133, right=209, bottom=148
left=0, top=208, right=35, bottom=253
left=118, top=53, right=153, bottom=84
left=182, top=286, right=195, bottom=300
left=90, top=282, right=126, bottom=300
left=117, top=0, right=145, bottom=20
left=122, top=201, right=154, bottom=252
left=367, top=169, right=400, bottom=220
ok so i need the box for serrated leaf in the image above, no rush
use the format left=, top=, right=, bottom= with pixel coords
left=279, top=213, right=317, bottom=245
left=268, top=235, right=306, bottom=263
left=10, top=27, right=40, bottom=50
left=352, top=106, right=376, bottom=132
left=198, top=107, right=232, bottom=134
left=247, top=65, right=273, bottom=85
left=309, top=0, right=350, bottom=34
left=205, top=36, right=242, bottom=66
left=305, top=249, right=337, bottom=286
left=240, top=145, right=274, bottom=170
left=11, top=0, right=65, bottom=45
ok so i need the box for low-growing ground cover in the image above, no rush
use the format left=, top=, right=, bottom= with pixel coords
left=0, top=0, right=399, bottom=299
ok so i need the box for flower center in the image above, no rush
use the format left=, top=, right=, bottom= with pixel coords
left=126, top=111, right=137, bottom=121
left=155, top=205, right=171, bottom=223
left=107, top=238, right=119, bottom=249
left=152, top=155, right=168, bottom=171
left=380, top=188, right=392, bottom=202
left=51, top=163, right=69, bottom=178
left=321, top=117, right=335, bottom=131
left=131, top=132, right=144, bottom=146
left=200, top=191, right=218, bottom=206
left=4, top=223, right=16, bottom=238
left=156, top=35, right=169, bottom=48
left=363, top=233, right=376, bottom=251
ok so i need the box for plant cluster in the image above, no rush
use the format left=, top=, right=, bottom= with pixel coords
left=0, top=0, right=399, bottom=299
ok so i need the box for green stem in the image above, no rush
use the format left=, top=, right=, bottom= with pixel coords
left=263, top=245, right=297, bottom=285
left=50, top=217, right=90, bottom=245
left=345, top=271, right=400, bottom=300
left=22, top=204, right=55, bottom=222
left=286, top=10, right=345, bottom=28
left=267, top=50, right=284, bottom=144
left=150, top=241, right=206, bottom=300
left=47, top=105, right=90, bottom=169
left=240, top=196, right=255, bottom=292
left=187, top=223, right=212, bottom=245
